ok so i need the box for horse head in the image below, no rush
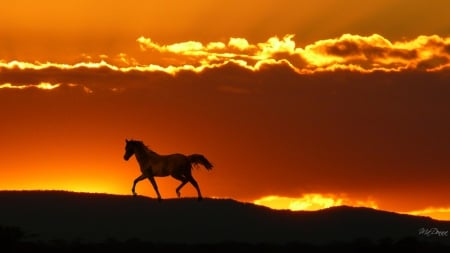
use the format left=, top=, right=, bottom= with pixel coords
left=123, top=139, right=135, bottom=161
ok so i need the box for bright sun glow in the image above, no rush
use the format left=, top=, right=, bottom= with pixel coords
left=254, top=194, right=378, bottom=211
left=404, top=207, right=450, bottom=221
left=254, top=194, right=450, bottom=221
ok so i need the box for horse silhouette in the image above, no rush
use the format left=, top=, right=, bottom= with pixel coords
left=123, top=139, right=213, bottom=201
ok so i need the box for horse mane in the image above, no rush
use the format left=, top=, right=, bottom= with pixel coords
left=130, top=139, right=157, bottom=155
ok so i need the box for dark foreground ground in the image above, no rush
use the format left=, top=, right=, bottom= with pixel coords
left=2, top=232, right=449, bottom=253
left=1, top=191, right=449, bottom=252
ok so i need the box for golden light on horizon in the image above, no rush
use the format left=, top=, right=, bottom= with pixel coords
left=255, top=195, right=450, bottom=221
left=405, top=207, right=450, bottom=221
left=254, top=194, right=379, bottom=211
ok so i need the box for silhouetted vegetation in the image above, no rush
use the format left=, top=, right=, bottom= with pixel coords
left=0, top=225, right=25, bottom=249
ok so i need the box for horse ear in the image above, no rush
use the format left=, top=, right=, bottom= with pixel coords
left=125, top=138, right=129, bottom=143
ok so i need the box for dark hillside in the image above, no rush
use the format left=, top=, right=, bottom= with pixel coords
left=0, top=190, right=448, bottom=246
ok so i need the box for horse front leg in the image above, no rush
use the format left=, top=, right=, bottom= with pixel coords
left=148, top=176, right=162, bottom=202
left=132, top=174, right=147, bottom=196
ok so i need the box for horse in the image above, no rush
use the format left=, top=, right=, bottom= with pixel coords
left=123, top=139, right=213, bottom=201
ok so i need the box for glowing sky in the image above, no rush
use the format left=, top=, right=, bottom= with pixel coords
left=1, top=0, right=450, bottom=221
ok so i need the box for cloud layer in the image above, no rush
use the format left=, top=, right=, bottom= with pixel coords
left=1, top=33, right=450, bottom=91
left=136, top=33, right=450, bottom=72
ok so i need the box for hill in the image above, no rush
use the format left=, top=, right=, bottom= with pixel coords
left=0, top=190, right=449, bottom=246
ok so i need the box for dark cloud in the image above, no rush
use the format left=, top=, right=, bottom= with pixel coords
left=324, top=40, right=418, bottom=61
left=325, top=40, right=362, bottom=57
left=0, top=66, right=173, bottom=92
left=303, top=34, right=450, bottom=71
left=417, top=56, right=450, bottom=70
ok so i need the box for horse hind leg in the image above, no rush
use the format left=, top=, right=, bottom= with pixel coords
left=187, top=175, right=203, bottom=201
left=172, top=174, right=188, bottom=198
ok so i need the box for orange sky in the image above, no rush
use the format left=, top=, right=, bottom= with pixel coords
left=1, top=0, right=450, bottom=221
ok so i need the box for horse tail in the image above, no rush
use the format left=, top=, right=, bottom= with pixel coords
left=187, top=154, right=213, bottom=170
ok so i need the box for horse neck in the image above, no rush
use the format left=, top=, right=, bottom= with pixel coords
left=134, top=146, right=159, bottom=164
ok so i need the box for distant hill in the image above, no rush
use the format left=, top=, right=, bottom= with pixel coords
left=0, top=190, right=449, bottom=246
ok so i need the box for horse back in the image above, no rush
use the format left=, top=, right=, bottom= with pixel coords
left=153, top=153, right=190, bottom=175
